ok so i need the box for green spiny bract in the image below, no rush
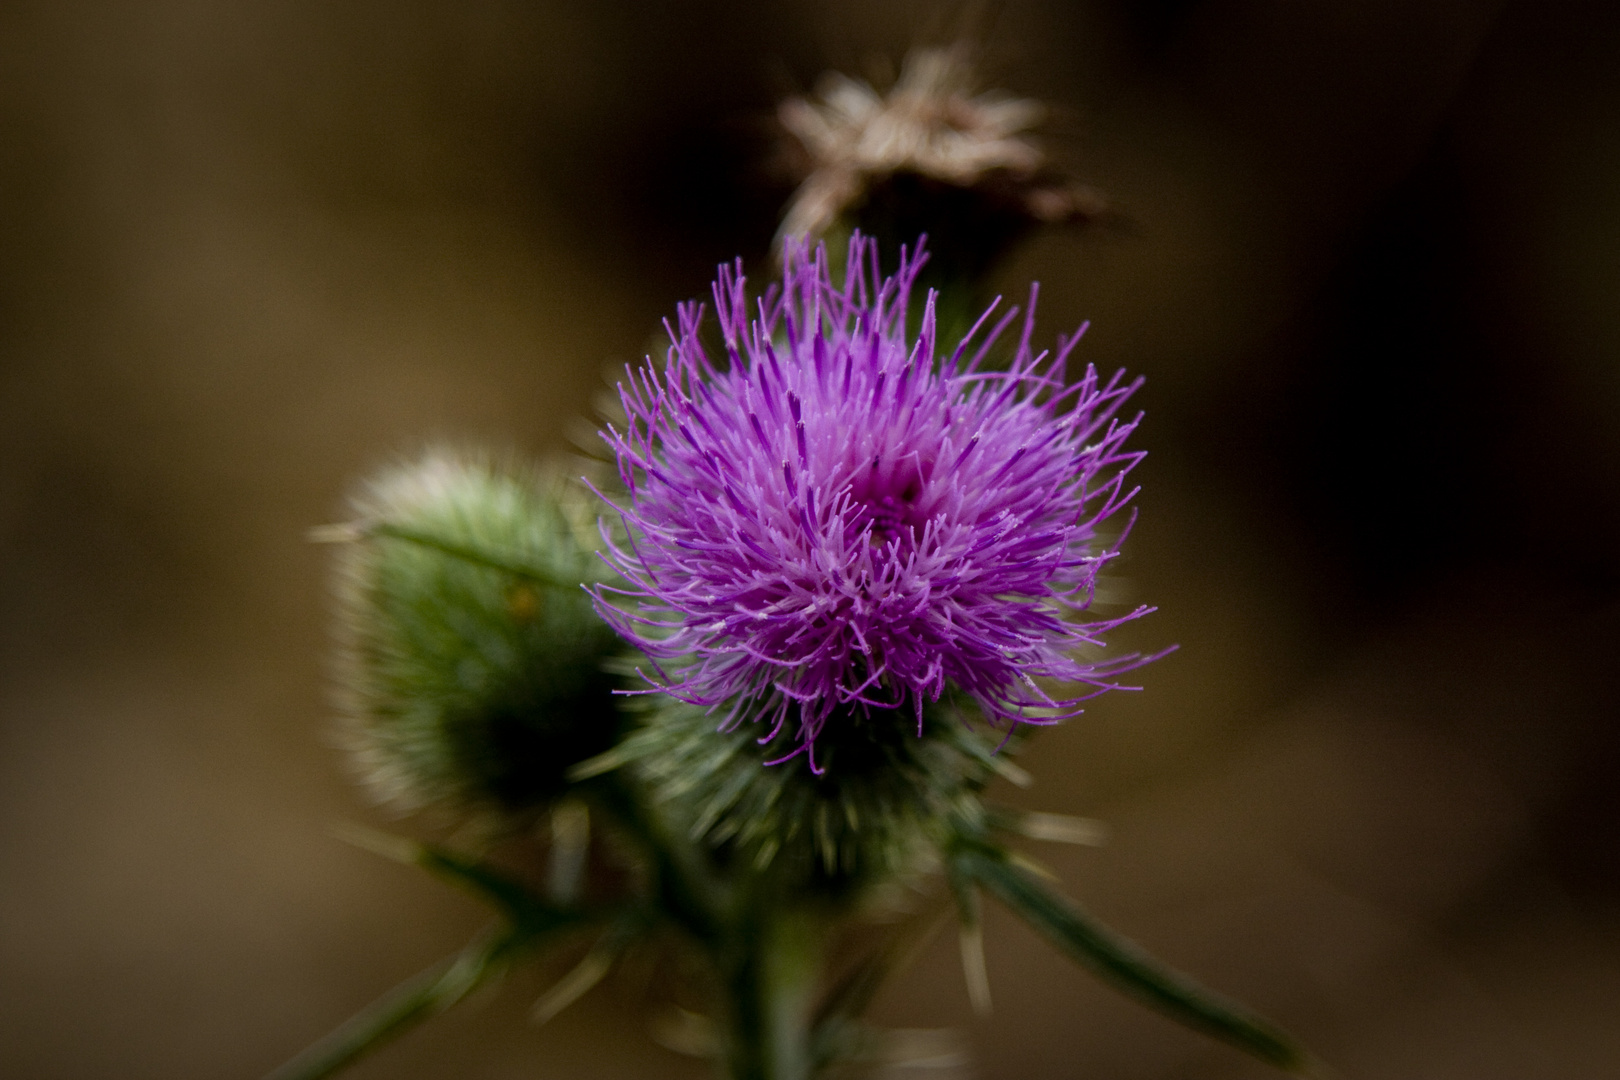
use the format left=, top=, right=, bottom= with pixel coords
left=333, top=451, right=626, bottom=824
left=622, top=693, right=1015, bottom=892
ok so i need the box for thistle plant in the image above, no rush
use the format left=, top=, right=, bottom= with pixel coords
left=273, top=46, right=1317, bottom=1080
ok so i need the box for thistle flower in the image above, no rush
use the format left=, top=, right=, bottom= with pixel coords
left=595, top=236, right=1154, bottom=772
left=333, top=451, right=625, bottom=821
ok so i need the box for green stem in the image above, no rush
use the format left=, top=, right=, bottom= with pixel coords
left=583, top=777, right=725, bottom=943
left=723, top=909, right=824, bottom=1080
left=582, top=777, right=829, bottom=1079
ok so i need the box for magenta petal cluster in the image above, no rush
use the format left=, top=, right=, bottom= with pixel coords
left=595, top=236, right=1153, bottom=769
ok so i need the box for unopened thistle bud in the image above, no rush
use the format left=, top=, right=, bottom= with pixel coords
left=332, top=451, right=625, bottom=823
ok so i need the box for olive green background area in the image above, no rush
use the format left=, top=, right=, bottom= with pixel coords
left=2, top=1, right=1618, bottom=1077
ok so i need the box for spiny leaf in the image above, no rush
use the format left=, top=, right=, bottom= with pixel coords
left=953, top=839, right=1317, bottom=1075
left=268, top=839, right=616, bottom=1080
left=985, top=804, right=1110, bottom=846
left=414, top=842, right=605, bottom=940
left=946, top=867, right=993, bottom=1017
left=531, top=909, right=650, bottom=1024
left=337, top=825, right=593, bottom=936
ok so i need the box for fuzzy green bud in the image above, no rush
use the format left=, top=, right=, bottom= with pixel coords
left=332, top=451, right=625, bottom=823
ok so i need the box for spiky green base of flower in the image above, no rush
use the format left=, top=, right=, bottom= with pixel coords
left=616, top=694, right=1017, bottom=890
left=334, top=452, right=627, bottom=821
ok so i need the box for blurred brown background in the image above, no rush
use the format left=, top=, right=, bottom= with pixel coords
left=2, top=1, right=1618, bottom=1077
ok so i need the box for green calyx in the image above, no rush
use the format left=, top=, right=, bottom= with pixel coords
left=618, top=694, right=1019, bottom=890
left=333, top=451, right=626, bottom=822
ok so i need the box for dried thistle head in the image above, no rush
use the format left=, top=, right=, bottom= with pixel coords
left=776, top=44, right=1106, bottom=284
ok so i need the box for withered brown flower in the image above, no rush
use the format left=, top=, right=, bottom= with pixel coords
left=777, top=45, right=1106, bottom=265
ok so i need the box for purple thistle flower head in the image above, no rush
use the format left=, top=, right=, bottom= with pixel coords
left=595, top=235, right=1154, bottom=773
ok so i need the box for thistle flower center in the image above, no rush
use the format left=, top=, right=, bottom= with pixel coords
left=852, top=454, right=929, bottom=545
